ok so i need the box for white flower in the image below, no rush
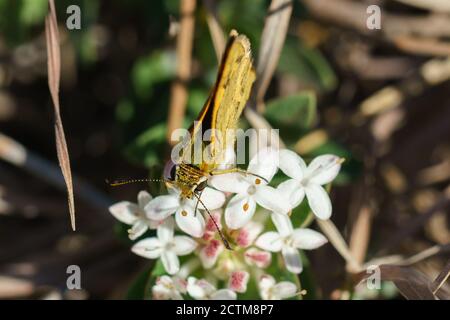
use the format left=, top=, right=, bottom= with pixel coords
left=109, top=190, right=161, bottom=240
left=279, top=150, right=341, bottom=219
left=187, top=277, right=236, bottom=300
left=256, top=213, right=327, bottom=274
left=131, top=217, right=197, bottom=275
left=145, top=186, right=225, bottom=238
left=233, top=221, right=272, bottom=268
left=152, top=275, right=187, bottom=300
left=210, top=148, right=290, bottom=229
left=258, top=275, right=297, bottom=300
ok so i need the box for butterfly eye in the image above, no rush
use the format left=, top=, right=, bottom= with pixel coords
left=195, top=180, right=208, bottom=192
left=164, top=160, right=177, bottom=181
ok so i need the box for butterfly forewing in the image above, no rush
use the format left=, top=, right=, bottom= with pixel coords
left=188, top=30, right=255, bottom=172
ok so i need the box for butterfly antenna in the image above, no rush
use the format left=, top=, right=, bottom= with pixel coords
left=193, top=188, right=204, bottom=217
left=106, top=178, right=164, bottom=187
left=193, top=193, right=232, bottom=250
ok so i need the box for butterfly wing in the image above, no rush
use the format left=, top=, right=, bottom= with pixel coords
left=189, top=30, right=255, bottom=171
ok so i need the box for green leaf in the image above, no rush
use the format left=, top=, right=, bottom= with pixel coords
left=126, top=260, right=166, bottom=300
left=19, top=0, right=47, bottom=26
left=265, top=92, right=317, bottom=129
left=298, top=252, right=318, bottom=299
left=123, top=122, right=167, bottom=167
left=132, top=51, right=176, bottom=100
left=278, top=37, right=337, bottom=92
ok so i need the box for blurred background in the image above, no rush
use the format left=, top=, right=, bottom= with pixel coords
left=0, top=0, right=449, bottom=299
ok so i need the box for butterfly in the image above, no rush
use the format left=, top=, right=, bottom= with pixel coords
left=109, top=30, right=256, bottom=249
left=164, top=30, right=255, bottom=201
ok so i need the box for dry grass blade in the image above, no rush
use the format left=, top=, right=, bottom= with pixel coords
left=46, top=0, right=76, bottom=231
left=348, top=204, right=372, bottom=271
left=253, top=0, right=293, bottom=112
left=364, top=244, right=450, bottom=269
left=166, top=0, right=197, bottom=145
left=203, top=0, right=226, bottom=61
left=432, top=260, right=450, bottom=296
left=355, top=265, right=448, bottom=300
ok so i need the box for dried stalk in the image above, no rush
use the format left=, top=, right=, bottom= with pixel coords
left=45, top=0, right=76, bottom=230
left=166, top=0, right=197, bottom=145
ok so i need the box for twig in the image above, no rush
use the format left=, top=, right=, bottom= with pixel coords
left=393, top=35, right=450, bottom=56
left=317, top=218, right=362, bottom=273
left=166, top=0, right=197, bottom=145
left=302, top=0, right=450, bottom=41
left=45, top=0, right=76, bottom=230
left=393, top=0, right=450, bottom=13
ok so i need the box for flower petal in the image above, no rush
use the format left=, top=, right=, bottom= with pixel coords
left=271, top=213, right=293, bottom=238
left=228, top=271, right=249, bottom=293
left=128, top=220, right=148, bottom=240
left=279, top=149, right=307, bottom=181
left=157, top=217, right=175, bottom=244
left=224, top=194, right=256, bottom=230
left=175, top=207, right=205, bottom=238
left=152, top=283, right=172, bottom=300
left=187, top=277, right=215, bottom=300
left=255, top=232, right=283, bottom=252
left=198, top=187, right=225, bottom=210
left=292, top=228, right=328, bottom=250
left=306, top=154, right=341, bottom=185
left=161, top=250, right=180, bottom=275
left=199, top=239, right=223, bottom=269
left=144, top=195, right=179, bottom=221
left=205, top=211, right=222, bottom=234
left=210, top=289, right=237, bottom=300
left=258, top=275, right=276, bottom=300
left=131, top=238, right=162, bottom=259
left=244, top=248, right=272, bottom=268
left=173, top=236, right=197, bottom=255
left=109, top=201, right=138, bottom=225
left=273, top=282, right=297, bottom=300
left=277, top=179, right=305, bottom=209
left=254, top=185, right=290, bottom=214
left=209, top=172, right=250, bottom=194
left=305, top=185, right=332, bottom=220
left=236, top=221, right=263, bottom=247
left=282, top=246, right=303, bottom=274
left=137, top=190, right=152, bottom=208
left=248, top=148, right=279, bottom=182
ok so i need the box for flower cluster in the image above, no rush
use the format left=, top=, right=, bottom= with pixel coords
left=109, top=148, right=342, bottom=300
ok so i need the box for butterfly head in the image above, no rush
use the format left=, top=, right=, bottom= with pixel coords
left=164, top=160, right=208, bottom=199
